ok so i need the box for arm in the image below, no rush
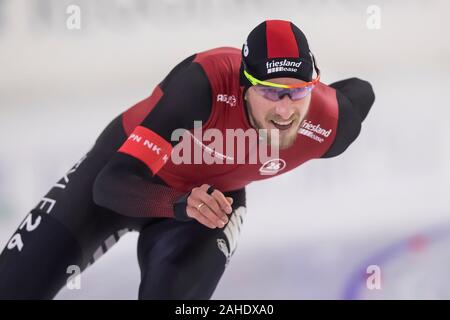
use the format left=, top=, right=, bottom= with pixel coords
left=93, top=59, right=213, bottom=219
left=321, top=77, right=375, bottom=158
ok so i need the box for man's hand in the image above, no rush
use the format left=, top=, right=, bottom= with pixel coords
left=186, top=184, right=233, bottom=229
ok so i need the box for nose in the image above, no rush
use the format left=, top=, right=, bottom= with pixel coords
left=274, top=96, right=295, bottom=120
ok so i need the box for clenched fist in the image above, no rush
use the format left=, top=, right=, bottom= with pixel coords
left=186, top=184, right=233, bottom=229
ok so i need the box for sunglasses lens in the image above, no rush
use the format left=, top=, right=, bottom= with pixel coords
left=254, top=85, right=314, bottom=101
left=254, top=86, right=280, bottom=101
left=290, top=86, right=314, bottom=100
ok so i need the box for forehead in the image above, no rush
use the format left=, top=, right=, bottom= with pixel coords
left=265, top=77, right=307, bottom=86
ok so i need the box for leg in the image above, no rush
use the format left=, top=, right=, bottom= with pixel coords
left=0, top=115, right=154, bottom=299
left=0, top=210, right=83, bottom=299
left=0, top=146, right=139, bottom=299
left=137, top=189, right=246, bottom=300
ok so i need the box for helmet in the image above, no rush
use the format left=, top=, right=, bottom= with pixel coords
left=240, top=19, right=319, bottom=90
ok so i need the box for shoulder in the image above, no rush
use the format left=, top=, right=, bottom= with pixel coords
left=330, top=77, right=375, bottom=121
left=140, top=54, right=214, bottom=141
left=321, top=78, right=375, bottom=158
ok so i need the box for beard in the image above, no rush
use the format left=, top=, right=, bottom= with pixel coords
left=249, top=110, right=307, bottom=150
left=244, top=92, right=311, bottom=150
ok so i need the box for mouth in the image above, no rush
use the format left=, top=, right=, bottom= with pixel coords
left=270, top=119, right=294, bottom=131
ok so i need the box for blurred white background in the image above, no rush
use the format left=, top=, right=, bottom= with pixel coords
left=1, top=0, right=449, bottom=299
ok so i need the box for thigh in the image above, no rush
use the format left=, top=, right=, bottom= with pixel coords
left=0, top=149, right=127, bottom=299
left=137, top=189, right=247, bottom=300
left=0, top=209, right=83, bottom=299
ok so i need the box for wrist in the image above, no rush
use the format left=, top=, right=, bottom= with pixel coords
left=173, top=191, right=193, bottom=221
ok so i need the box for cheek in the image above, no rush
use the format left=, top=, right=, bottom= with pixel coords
left=297, top=98, right=311, bottom=116
left=250, top=95, right=273, bottom=120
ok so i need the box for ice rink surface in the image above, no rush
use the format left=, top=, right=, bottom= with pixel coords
left=1, top=0, right=449, bottom=299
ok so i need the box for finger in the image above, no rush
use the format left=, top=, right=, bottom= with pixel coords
left=199, top=184, right=212, bottom=192
left=187, top=194, right=199, bottom=208
left=188, top=185, right=214, bottom=209
left=190, top=185, right=228, bottom=224
left=197, top=192, right=226, bottom=218
left=187, top=189, right=211, bottom=210
left=186, top=207, right=216, bottom=229
left=198, top=203, right=226, bottom=228
left=188, top=197, right=226, bottom=228
left=211, top=190, right=233, bottom=214
left=226, top=197, right=234, bottom=205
